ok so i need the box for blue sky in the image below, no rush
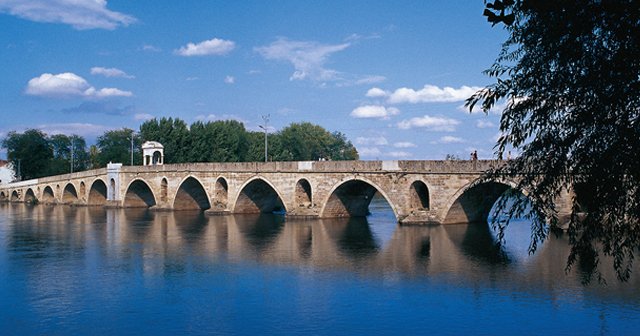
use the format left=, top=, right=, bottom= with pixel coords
left=0, top=0, right=507, bottom=160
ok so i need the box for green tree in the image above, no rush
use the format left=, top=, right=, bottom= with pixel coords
left=88, top=145, right=100, bottom=169
left=96, top=128, right=142, bottom=167
left=245, top=131, right=268, bottom=162
left=467, top=1, right=640, bottom=281
left=277, top=122, right=358, bottom=161
left=48, top=134, right=72, bottom=175
left=46, top=134, right=88, bottom=175
left=139, top=117, right=190, bottom=163
left=69, top=135, right=89, bottom=172
left=187, top=120, right=249, bottom=162
left=1, top=129, right=52, bottom=180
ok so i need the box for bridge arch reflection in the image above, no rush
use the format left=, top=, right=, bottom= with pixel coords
left=5, top=202, right=638, bottom=296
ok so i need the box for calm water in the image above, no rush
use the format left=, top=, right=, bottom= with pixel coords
left=1, top=199, right=639, bottom=335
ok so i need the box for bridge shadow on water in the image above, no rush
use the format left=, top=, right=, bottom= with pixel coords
left=3, top=200, right=640, bottom=301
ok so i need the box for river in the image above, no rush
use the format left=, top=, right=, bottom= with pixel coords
left=0, top=198, right=639, bottom=335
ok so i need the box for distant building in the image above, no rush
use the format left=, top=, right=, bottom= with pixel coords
left=0, top=160, right=16, bottom=185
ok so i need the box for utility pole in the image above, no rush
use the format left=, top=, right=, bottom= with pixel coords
left=258, top=114, right=270, bottom=162
left=70, top=138, right=74, bottom=173
left=130, top=131, right=134, bottom=166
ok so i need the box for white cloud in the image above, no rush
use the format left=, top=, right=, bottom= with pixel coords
left=393, top=141, right=416, bottom=148
left=476, top=120, right=496, bottom=128
left=277, top=107, right=295, bottom=115
left=354, top=75, right=386, bottom=85
left=256, top=38, right=350, bottom=81
left=438, top=136, right=465, bottom=144
left=224, top=75, right=235, bottom=84
left=26, top=72, right=89, bottom=96
left=358, top=147, right=382, bottom=157
left=366, top=87, right=388, bottom=98
left=175, top=38, right=235, bottom=56
left=85, top=87, right=133, bottom=98
left=350, top=105, right=399, bottom=119
left=141, top=44, right=161, bottom=52
left=355, top=136, right=388, bottom=146
left=134, top=113, right=154, bottom=121
left=91, top=67, right=134, bottom=79
left=36, top=123, right=110, bottom=137
left=0, top=0, right=135, bottom=30
left=26, top=72, right=132, bottom=98
left=195, top=114, right=247, bottom=124
left=388, top=151, right=412, bottom=158
left=384, top=85, right=481, bottom=104
left=397, top=115, right=460, bottom=131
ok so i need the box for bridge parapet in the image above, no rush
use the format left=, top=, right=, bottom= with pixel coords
left=116, top=160, right=501, bottom=174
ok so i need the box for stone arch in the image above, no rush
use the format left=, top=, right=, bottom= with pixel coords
left=409, top=180, right=430, bottom=210
left=62, top=183, right=79, bottom=204
left=124, top=179, right=157, bottom=208
left=160, top=178, right=168, bottom=202
left=79, top=181, right=86, bottom=200
left=24, top=188, right=37, bottom=203
left=295, top=179, right=312, bottom=207
left=233, top=177, right=287, bottom=214
left=109, top=178, right=116, bottom=200
left=11, top=190, right=19, bottom=202
left=42, top=186, right=55, bottom=203
left=0, top=191, right=6, bottom=201
left=173, top=176, right=211, bottom=210
left=213, top=177, right=228, bottom=209
left=88, top=179, right=108, bottom=206
left=319, top=177, right=399, bottom=220
left=152, top=151, right=162, bottom=164
left=442, top=179, right=519, bottom=224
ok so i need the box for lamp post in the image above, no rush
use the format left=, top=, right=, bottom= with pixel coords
left=70, top=138, right=74, bottom=173
left=129, top=131, right=135, bottom=166
left=258, top=114, right=270, bottom=162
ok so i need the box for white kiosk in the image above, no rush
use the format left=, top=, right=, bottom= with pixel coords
left=142, top=141, right=164, bottom=166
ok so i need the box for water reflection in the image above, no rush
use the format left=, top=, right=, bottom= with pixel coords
left=1, top=202, right=639, bottom=304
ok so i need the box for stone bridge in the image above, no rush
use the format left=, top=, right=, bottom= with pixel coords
left=0, top=160, right=572, bottom=225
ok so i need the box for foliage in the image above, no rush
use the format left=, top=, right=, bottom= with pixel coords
left=88, top=145, right=100, bottom=169
left=185, top=120, right=248, bottom=162
left=275, top=122, right=358, bottom=161
left=139, top=117, right=190, bottom=163
left=96, top=128, right=142, bottom=167
left=1, top=130, right=92, bottom=179
left=47, top=134, right=89, bottom=175
left=140, top=118, right=358, bottom=163
left=1, top=119, right=358, bottom=179
left=2, top=129, right=53, bottom=180
left=468, top=0, right=640, bottom=282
